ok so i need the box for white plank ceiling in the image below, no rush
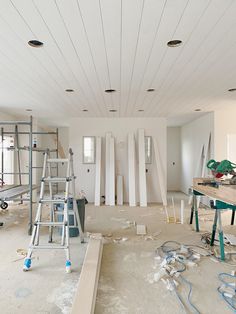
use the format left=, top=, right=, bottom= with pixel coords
left=0, top=0, right=236, bottom=123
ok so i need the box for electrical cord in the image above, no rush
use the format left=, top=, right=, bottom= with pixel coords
left=155, top=241, right=201, bottom=313
left=180, top=275, right=201, bottom=314
left=218, top=272, right=236, bottom=312
left=170, top=279, right=188, bottom=314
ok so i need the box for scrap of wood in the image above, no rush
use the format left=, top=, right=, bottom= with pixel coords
left=136, top=224, right=147, bottom=235
left=71, top=234, right=103, bottom=314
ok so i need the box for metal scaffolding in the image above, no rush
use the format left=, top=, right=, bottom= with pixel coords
left=0, top=116, right=59, bottom=235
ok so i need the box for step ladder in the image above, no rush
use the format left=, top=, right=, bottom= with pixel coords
left=23, top=148, right=84, bottom=273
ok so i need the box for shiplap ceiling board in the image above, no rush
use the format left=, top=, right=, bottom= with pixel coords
left=0, top=0, right=236, bottom=124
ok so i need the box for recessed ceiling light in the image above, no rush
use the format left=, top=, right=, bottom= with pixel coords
left=82, top=109, right=88, bottom=112
left=26, top=109, right=32, bottom=112
left=167, top=40, right=182, bottom=47
left=105, top=89, right=116, bottom=93
left=228, top=88, right=236, bottom=92
left=109, top=109, right=117, bottom=112
left=147, top=88, right=155, bottom=92
left=195, top=109, right=201, bottom=112
left=28, top=40, right=44, bottom=48
left=138, top=109, right=144, bottom=112
left=65, top=89, right=74, bottom=92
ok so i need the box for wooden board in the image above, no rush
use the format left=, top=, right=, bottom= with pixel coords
left=136, top=224, right=147, bottom=235
left=105, top=133, right=111, bottom=205
left=193, top=178, right=236, bottom=205
left=138, top=129, right=147, bottom=207
left=109, top=137, right=115, bottom=206
left=128, top=133, right=136, bottom=206
left=153, top=138, right=167, bottom=206
left=117, top=175, right=123, bottom=205
left=71, top=235, right=103, bottom=314
left=94, top=137, right=101, bottom=206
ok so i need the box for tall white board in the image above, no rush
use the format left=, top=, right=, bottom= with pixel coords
left=105, top=132, right=111, bottom=205
left=128, top=133, right=136, bottom=206
left=227, top=134, right=236, bottom=162
left=94, top=137, right=101, bottom=206
left=109, top=137, right=115, bottom=206
left=153, top=138, right=167, bottom=206
left=201, top=133, right=211, bottom=177
left=138, top=129, right=147, bottom=207
left=117, top=175, right=123, bottom=205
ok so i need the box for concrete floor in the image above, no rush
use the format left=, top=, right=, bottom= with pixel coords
left=86, top=193, right=235, bottom=314
left=0, top=193, right=235, bottom=313
left=0, top=203, right=87, bottom=314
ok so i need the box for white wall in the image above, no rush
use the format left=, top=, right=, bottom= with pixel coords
left=181, top=113, right=214, bottom=194
left=167, top=127, right=181, bottom=191
left=214, top=108, right=236, bottom=161
left=69, top=118, right=167, bottom=203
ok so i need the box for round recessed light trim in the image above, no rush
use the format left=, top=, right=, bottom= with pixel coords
left=195, top=109, right=201, bottom=112
left=228, top=88, right=236, bottom=92
left=82, top=109, right=88, bottom=112
left=65, top=89, right=74, bottom=92
left=28, top=40, right=44, bottom=48
left=138, top=109, right=144, bottom=112
left=109, top=109, right=117, bottom=112
left=105, top=89, right=116, bottom=93
left=26, top=109, right=32, bottom=112
left=167, top=40, right=182, bottom=47
left=147, top=88, right=155, bottom=92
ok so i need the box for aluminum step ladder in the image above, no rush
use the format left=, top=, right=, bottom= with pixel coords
left=23, top=148, right=84, bottom=273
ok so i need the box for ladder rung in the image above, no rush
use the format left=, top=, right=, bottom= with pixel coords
left=40, top=199, right=66, bottom=203
left=31, top=245, right=68, bottom=250
left=54, top=210, right=75, bottom=214
left=36, top=222, right=66, bottom=226
left=47, top=158, right=69, bottom=163
left=42, top=177, right=72, bottom=182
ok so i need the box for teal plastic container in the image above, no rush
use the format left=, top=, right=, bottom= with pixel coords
left=57, top=198, right=85, bottom=237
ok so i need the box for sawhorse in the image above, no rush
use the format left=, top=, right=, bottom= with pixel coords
left=190, top=190, right=236, bottom=261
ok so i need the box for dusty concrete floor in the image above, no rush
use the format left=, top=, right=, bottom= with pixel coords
left=0, top=203, right=87, bottom=314
left=0, top=193, right=235, bottom=314
left=85, top=193, right=235, bottom=314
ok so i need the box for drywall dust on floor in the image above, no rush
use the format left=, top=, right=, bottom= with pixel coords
left=0, top=193, right=235, bottom=314
left=0, top=203, right=87, bottom=314
left=83, top=193, right=235, bottom=314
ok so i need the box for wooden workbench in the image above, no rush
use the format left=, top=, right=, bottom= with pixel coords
left=193, top=177, right=236, bottom=205
left=191, top=177, right=236, bottom=261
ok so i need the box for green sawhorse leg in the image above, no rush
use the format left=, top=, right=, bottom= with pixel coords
left=190, top=202, right=194, bottom=224
left=210, top=207, right=218, bottom=246
left=193, top=194, right=199, bottom=232
left=210, top=201, right=225, bottom=261
left=218, top=210, right=225, bottom=261
left=231, top=209, right=235, bottom=225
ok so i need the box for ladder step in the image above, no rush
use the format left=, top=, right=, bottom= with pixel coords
left=35, top=221, right=77, bottom=227
left=40, top=199, right=66, bottom=204
left=36, top=222, right=66, bottom=226
left=42, top=177, right=73, bottom=182
left=47, top=158, right=69, bottom=163
left=54, top=210, right=75, bottom=215
left=31, top=245, right=68, bottom=250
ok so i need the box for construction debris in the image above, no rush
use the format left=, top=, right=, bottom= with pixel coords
left=144, top=231, right=162, bottom=241
left=148, top=241, right=207, bottom=313
left=113, top=237, right=128, bottom=244
left=136, top=224, right=147, bottom=235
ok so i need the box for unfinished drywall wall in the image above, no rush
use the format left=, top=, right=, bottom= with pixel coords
left=214, top=108, right=236, bottom=161
left=35, top=126, right=69, bottom=187
left=167, top=127, right=181, bottom=191
left=69, top=118, right=167, bottom=203
left=181, top=113, right=214, bottom=194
